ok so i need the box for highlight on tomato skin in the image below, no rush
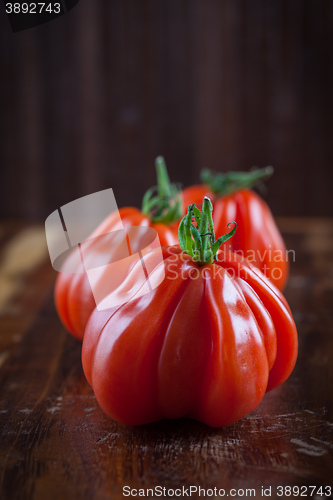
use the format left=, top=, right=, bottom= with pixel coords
left=182, top=167, right=289, bottom=291
left=81, top=198, right=298, bottom=428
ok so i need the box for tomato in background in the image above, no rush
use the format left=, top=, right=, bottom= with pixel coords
left=55, top=157, right=181, bottom=340
left=182, top=167, right=289, bottom=290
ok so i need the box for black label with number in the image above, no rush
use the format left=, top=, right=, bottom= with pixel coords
left=3, top=0, right=80, bottom=32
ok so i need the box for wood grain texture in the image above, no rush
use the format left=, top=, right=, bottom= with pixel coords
left=0, top=219, right=333, bottom=499
left=0, top=0, right=333, bottom=220
left=0, top=227, right=48, bottom=310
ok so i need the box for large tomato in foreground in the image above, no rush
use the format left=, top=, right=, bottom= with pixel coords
left=182, top=167, right=289, bottom=290
left=55, top=157, right=180, bottom=340
left=82, top=199, right=298, bottom=428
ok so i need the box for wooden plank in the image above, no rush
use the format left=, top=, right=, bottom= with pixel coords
left=1, top=294, right=333, bottom=498
left=0, top=226, right=57, bottom=374
left=0, top=220, right=332, bottom=498
left=276, top=216, right=333, bottom=234
left=0, top=226, right=49, bottom=312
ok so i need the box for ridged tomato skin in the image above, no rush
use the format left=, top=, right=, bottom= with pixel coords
left=54, top=207, right=179, bottom=340
left=82, top=246, right=297, bottom=428
left=182, top=187, right=288, bottom=291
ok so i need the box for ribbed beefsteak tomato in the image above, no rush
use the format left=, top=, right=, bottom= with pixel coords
left=82, top=198, right=298, bottom=427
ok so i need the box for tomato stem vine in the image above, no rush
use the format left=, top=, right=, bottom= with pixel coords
left=178, top=197, right=237, bottom=266
left=201, top=166, right=274, bottom=198
left=142, top=156, right=183, bottom=225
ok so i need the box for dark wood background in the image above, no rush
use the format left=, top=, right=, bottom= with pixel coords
left=0, top=0, right=333, bottom=221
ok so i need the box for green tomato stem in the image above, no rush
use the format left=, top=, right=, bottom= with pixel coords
left=178, top=196, right=237, bottom=266
left=142, top=156, right=183, bottom=225
left=156, top=156, right=172, bottom=198
left=201, top=166, right=274, bottom=197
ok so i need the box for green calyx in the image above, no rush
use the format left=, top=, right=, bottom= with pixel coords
left=201, top=165, right=274, bottom=197
left=142, top=156, right=183, bottom=225
left=178, top=197, right=237, bottom=266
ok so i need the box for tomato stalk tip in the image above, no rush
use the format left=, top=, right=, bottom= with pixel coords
left=201, top=165, right=274, bottom=197
left=142, top=157, right=183, bottom=225
left=178, top=196, right=237, bottom=265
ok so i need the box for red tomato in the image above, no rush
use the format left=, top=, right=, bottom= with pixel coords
left=55, top=156, right=181, bottom=340
left=82, top=245, right=297, bottom=428
left=55, top=207, right=179, bottom=340
left=182, top=176, right=288, bottom=290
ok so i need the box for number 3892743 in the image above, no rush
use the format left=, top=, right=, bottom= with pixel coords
left=6, top=3, right=61, bottom=14
left=277, top=485, right=331, bottom=497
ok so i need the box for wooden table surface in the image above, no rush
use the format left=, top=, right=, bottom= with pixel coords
left=0, top=218, right=333, bottom=500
